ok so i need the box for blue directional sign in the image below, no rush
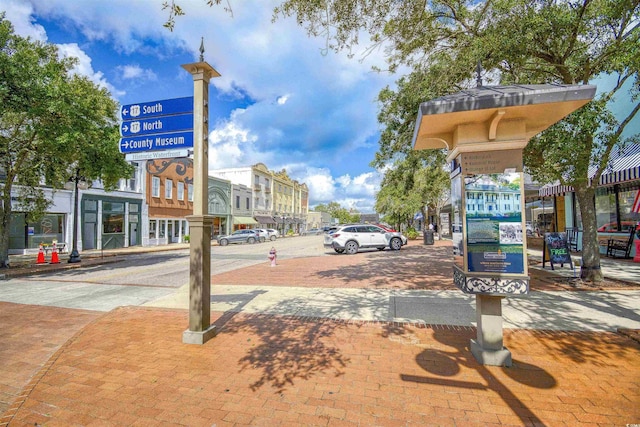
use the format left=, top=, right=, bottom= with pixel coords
left=119, top=131, right=194, bottom=153
left=120, top=113, right=193, bottom=137
left=120, top=97, right=193, bottom=121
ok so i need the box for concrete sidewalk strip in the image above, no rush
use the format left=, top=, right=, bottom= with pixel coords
left=147, top=284, right=640, bottom=332
left=0, top=280, right=177, bottom=312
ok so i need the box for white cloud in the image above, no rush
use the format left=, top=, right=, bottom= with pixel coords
left=56, top=43, right=125, bottom=97
left=208, top=118, right=269, bottom=170
left=0, top=0, right=46, bottom=41
left=118, top=65, right=157, bottom=81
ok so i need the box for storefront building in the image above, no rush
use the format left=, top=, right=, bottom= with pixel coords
left=7, top=164, right=145, bottom=254
left=231, top=183, right=257, bottom=231
left=208, top=176, right=232, bottom=238
left=535, top=145, right=640, bottom=256
left=145, top=158, right=193, bottom=246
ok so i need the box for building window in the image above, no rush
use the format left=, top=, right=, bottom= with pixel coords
left=165, top=179, right=173, bottom=199
left=236, top=195, right=240, bottom=209
left=127, top=162, right=139, bottom=191
left=177, top=182, right=184, bottom=201
left=103, top=202, right=124, bottom=234
left=246, top=197, right=250, bottom=209
left=188, top=184, right=193, bottom=202
left=152, top=176, right=160, bottom=198
left=596, top=186, right=640, bottom=232
left=255, top=174, right=260, bottom=185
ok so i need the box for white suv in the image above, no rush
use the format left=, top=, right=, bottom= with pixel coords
left=255, top=228, right=277, bottom=242
left=324, top=224, right=407, bottom=254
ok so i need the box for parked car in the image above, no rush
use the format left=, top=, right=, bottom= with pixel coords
left=597, top=221, right=638, bottom=232
left=303, top=228, right=323, bottom=235
left=375, top=223, right=397, bottom=232
left=217, top=229, right=261, bottom=246
left=324, top=224, right=408, bottom=254
left=324, top=226, right=339, bottom=234
left=255, top=228, right=278, bottom=241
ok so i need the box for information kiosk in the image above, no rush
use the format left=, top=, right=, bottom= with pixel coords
left=412, top=82, right=595, bottom=366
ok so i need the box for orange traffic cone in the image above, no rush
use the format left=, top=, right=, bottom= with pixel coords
left=36, top=244, right=45, bottom=264
left=50, top=242, right=60, bottom=264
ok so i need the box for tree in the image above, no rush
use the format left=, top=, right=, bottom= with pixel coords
left=171, top=0, right=639, bottom=282
left=313, top=201, right=360, bottom=223
left=273, top=0, right=640, bottom=283
left=0, top=17, right=133, bottom=267
left=373, top=70, right=450, bottom=233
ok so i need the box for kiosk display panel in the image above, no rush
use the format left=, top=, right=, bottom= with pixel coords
left=465, top=173, right=525, bottom=274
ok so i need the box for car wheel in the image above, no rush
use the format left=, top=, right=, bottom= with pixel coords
left=248, top=237, right=256, bottom=244
left=260, top=237, right=266, bottom=243
left=270, top=235, right=276, bottom=241
left=390, top=237, right=402, bottom=251
left=219, top=239, right=228, bottom=246
left=334, top=248, right=344, bottom=253
left=345, top=241, right=359, bottom=255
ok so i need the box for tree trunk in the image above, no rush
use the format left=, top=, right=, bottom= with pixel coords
left=575, top=186, right=603, bottom=283
left=0, top=187, right=12, bottom=268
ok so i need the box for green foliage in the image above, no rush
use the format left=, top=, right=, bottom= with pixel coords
left=0, top=16, right=133, bottom=267
left=313, top=202, right=360, bottom=224
left=406, top=227, right=419, bottom=240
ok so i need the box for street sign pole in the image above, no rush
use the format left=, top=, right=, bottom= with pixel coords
left=181, top=45, right=220, bottom=345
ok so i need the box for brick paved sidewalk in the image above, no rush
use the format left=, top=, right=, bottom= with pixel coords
left=3, top=306, right=639, bottom=426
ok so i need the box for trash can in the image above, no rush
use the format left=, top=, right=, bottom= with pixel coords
left=423, top=230, right=434, bottom=245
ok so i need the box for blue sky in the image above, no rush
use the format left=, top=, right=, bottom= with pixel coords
left=3, top=1, right=637, bottom=214
left=1, top=0, right=397, bottom=213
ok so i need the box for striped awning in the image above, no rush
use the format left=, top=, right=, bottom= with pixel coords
left=538, top=184, right=574, bottom=197
left=538, top=144, right=640, bottom=197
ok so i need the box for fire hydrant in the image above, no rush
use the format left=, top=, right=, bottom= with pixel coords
left=268, top=247, right=277, bottom=267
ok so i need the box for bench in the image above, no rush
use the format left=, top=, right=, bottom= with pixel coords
left=43, top=243, right=67, bottom=255
left=566, top=227, right=580, bottom=252
left=606, top=227, right=635, bottom=259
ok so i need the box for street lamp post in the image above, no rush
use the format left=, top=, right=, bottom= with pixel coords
left=276, top=213, right=287, bottom=236
left=65, top=169, right=87, bottom=263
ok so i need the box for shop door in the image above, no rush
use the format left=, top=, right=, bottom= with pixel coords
left=83, top=222, right=96, bottom=250
left=129, top=223, right=138, bottom=246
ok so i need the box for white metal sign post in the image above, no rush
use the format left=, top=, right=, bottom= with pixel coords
left=181, top=44, right=220, bottom=345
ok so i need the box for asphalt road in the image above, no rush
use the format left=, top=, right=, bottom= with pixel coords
left=0, top=235, right=327, bottom=311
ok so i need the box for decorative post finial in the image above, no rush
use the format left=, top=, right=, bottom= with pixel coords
left=476, top=61, right=483, bottom=88
left=199, top=37, right=205, bottom=62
